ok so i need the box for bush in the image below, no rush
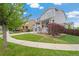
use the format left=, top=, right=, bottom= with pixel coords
left=64, top=29, right=79, bottom=36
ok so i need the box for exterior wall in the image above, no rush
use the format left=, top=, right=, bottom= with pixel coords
left=39, top=8, right=55, bottom=21
left=19, top=20, right=36, bottom=32
left=54, top=10, right=66, bottom=26
left=39, top=8, right=66, bottom=26
left=27, top=20, right=36, bottom=30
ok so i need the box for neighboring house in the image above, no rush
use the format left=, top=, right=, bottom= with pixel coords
left=20, top=20, right=36, bottom=32
left=36, top=8, right=67, bottom=33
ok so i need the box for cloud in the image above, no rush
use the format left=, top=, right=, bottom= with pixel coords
left=66, top=11, right=79, bottom=18
left=39, top=6, right=44, bottom=9
left=27, top=3, right=44, bottom=9
left=66, top=11, right=79, bottom=27
left=29, top=3, right=40, bottom=8
left=23, top=12, right=27, bottom=15
left=53, top=3, right=62, bottom=5
left=74, top=22, right=79, bottom=27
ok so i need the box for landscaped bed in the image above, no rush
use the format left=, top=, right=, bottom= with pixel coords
left=12, top=33, right=79, bottom=44
left=1, top=39, right=79, bottom=56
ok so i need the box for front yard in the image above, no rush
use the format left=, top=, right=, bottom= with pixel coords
left=1, top=39, right=79, bottom=56
left=12, top=33, right=79, bottom=44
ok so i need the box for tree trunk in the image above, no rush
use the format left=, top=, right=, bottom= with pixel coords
left=2, top=24, right=8, bottom=48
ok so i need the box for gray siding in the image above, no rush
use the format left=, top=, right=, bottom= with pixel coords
left=39, top=8, right=66, bottom=26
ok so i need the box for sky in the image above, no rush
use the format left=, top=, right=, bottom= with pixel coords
left=23, top=3, right=79, bottom=27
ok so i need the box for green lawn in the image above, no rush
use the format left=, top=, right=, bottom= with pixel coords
left=12, top=34, right=79, bottom=44
left=1, top=39, right=79, bottom=56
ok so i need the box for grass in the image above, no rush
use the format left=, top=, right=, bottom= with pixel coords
left=1, top=39, right=79, bottom=55
left=12, top=34, right=79, bottom=44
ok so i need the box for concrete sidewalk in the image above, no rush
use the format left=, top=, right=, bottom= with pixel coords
left=8, top=37, right=79, bottom=51
left=10, top=32, right=37, bottom=36
left=1, top=32, right=79, bottom=51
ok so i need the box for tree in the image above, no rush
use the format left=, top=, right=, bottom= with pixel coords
left=0, top=3, right=25, bottom=48
left=77, top=27, right=79, bottom=30
left=68, top=24, right=72, bottom=29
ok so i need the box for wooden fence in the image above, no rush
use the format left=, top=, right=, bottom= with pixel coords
left=48, top=23, right=79, bottom=36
